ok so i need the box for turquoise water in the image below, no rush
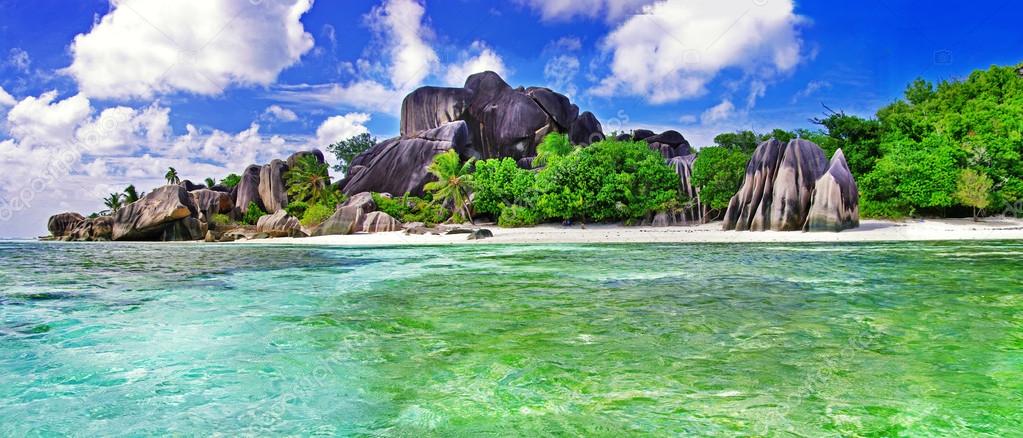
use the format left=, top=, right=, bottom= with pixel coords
left=1, top=241, right=1021, bottom=436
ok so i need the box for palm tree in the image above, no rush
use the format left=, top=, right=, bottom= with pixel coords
left=123, top=185, right=143, bottom=203
left=424, top=150, right=475, bottom=223
left=165, top=167, right=180, bottom=185
left=285, top=155, right=334, bottom=206
left=204, top=177, right=216, bottom=188
left=532, top=133, right=575, bottom=168
left=104, top=192, right=124, bottom=213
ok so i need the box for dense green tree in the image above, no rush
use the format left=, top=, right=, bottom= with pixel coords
left=810, top=111, right=883, bottom=177
left=532, top=139, right=678, bottom=223
left=691, top=147, right=751, bottom=215
left=327, top=133, right=377, bottom=174
left=472, top=158, right=536, bottom=216
left=204, top=177, right=216, bottom=188
left=219, top=174, right=241, bottom=188
left=955, top=168, right=993, bottom=221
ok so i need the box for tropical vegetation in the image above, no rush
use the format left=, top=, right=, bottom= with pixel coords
left=327, top=133, right=377, bottom=174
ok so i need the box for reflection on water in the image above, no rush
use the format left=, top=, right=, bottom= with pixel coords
left=1, top=241, right=1022, bottom=436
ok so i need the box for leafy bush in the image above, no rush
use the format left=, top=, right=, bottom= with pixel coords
left=532, top=138, right=678, bottom=222
left=498, top=205, right=540, bottom=227
left=372, top=193, right=449, bottom=225
left=220, top=174, right=241, bottom=188
left=210, top=213, right=232, bottom=227
left=327, top=133, right=377, bottom=174
left=691, top=147, right=751, bottom=211
left=301, top=204, right=334, bottom=227
left=285, top=201, right=310, bottom=218
left=241, top=202, right=266, bottom=225
left=860, top=135, right=963, bottom=217
left=532, top=132, right=574, bottom=168
left=472, top=158, right=536, bottom=216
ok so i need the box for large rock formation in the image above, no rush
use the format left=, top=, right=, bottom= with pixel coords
left=805, top=149, right=860, bottom=232
left=47, top=212, right=85, bottom=238
left=342, top=121, right=470, bottom=197
left=258, top=159, right=289, bottom=214
left=190, top=189, right=232, bottom=221
left=667, top=154, right=703, bottom=225
left=234, top=165, right=263, bottom=215
left=68, top=216, right=113, bottom=241
left=723, top=139, right=859, bottom=232
left=311, top=206, right=363, bottom=236
left=113, top=185, right=202, bottom=241
left=360, top=211, right=402, bottom=233
left=344, top=71, right=604, bottom=196
left=256, top=210, right=305, bottom=237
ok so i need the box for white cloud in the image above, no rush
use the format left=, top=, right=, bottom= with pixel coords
left=544, top=55, right=581, bottom=97
left=274, top=81, right=407, bottom=115
left=516, top=0, right=650, bottom=22
left=367, top=0, right=440, bottom=89
left=6, top=91, right=92, bottom=148
left=0, top=86, right=16, bottom=107
left=551, top=36, right=582, bottom=52
left=74, top=103, right=170, bottom=156
left=444, top=41, right=508, bottom=87
left=63, top=0, right=314, bottom=99
left=592, top=0, right=805, bottom=104
left=261, top=105, right=299, bottom=122
left=701, top=99, right=734, bottom=124
left=792, top=80, right=832, bottom=103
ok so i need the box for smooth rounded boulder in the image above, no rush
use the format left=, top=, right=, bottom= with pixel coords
left=569, top=111, right=604, bottom=146
left=256, top=210, right=305, bottom=237
left=769, top=139, right=829, bottom=231
left=113, top=185, right=200, bottom=241
left=68, top=215, right=114, bottom=241
left=341, top=122, right=469, bottom=197
left=723, top=139, right=786, bottom=231
left=234, top=165, right=263, bottom=215
left=191, top=189, right=232, bottom=221
left=805, top=149, right=860, bottom=232
left=259, top=159, right=289, bottom=214
left=312, top=206, right=364, bottom=236
left=360, top=211, right=402, bottom=233
left=400, top=86, right=473, bottom=136
left=48, top=212, right=85, bottom=238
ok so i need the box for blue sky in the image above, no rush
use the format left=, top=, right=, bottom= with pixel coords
left=0, top=0, right=1020, bottom=237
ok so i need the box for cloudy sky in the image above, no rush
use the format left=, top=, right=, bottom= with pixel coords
left=0, top=0, right=1019, bottom=237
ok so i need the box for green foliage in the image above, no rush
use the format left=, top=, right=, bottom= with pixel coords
left=532, top=132, right=575, bottom=168
left=220, top=174, right=241, bottom=188
left=471, top=158, right=536, bottom=216
left=711, top=129, right=796, bottom=153
left=241, top=202, right=266, bottom=225
left=498, top=205, right=540, bottom=227
left=285, top=155, right=337, bottom=206
left=691, top=147, right=751, bottom=211
left=103, top=192, right=124, bottom=213
left=532, top=138, right=678, bottom=222
left=955, top=168, right=993, bottom=220
left=204, top=177, right=216, bottom=188
left=810, top=111, right=884, bottom=177
left=327, top=133, right=377, bottom=174
left=372, top=193, right=448, bottom=226
left=210, top=213, right=232, bottom=228
left=300, top=204, right=334, bottom=227
left=123, top=185, right=142, bottom=203
left=285, top=201, right=310, bottom=219
left=424, top=150, right=475, bottom=223
left=860, top=136, right=963, bottom=217
left=165, top=167, right=180, bottom=185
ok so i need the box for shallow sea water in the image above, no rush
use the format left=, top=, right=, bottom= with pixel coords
left=1, top=241, right=1021, bottom=436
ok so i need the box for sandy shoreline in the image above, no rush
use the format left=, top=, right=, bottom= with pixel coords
left=246, top=218, right=1023, bottom=246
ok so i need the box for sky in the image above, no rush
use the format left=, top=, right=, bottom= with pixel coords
left=0, top=0, right=1020, bottom=237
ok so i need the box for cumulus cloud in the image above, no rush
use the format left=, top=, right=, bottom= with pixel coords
left=701, top=99, right=735, bottom=124
left=592, top=0, right=805, bottom=104
left=366, top=0, right=440, bottom=89
left=6, top=91, right=92, bottom=148
left=0, top=86, right=16, bottom=107
left=63, top=0, right=314, bottom=99
left=261, top=105, right=299, bottom=122
left=544, top=55, right=581, bottom=97
left=444, top=41, right=508, bottom=87
left=516, top=0, right=650, bottom=22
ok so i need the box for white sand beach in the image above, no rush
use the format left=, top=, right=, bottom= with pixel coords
left=244, top=217, right=1023, bottom=246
